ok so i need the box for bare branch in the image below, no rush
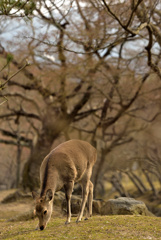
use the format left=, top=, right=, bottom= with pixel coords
left=1, top=92, right=42, bottom=117
left=0, top=139, right=30, bottom=147
left=0, top=128, right=32, bottom=146
left=0, top=110, right=41, bottom=121
left=102, top=73, right=149, bottom=130
left=0, top=59, right=30, bottom=89
left=101, top=0, right=135, bottom=36
left=145, top=25, right=161, bottom=78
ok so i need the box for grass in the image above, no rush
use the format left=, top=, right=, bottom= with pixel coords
left=1, top=215, right=161, bottom=240
left=1, top=189, right=161, bottom=239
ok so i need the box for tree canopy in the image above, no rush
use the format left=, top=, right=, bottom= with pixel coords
left=0, top=0, right=161, bottom=197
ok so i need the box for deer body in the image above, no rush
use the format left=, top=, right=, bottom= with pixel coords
left=32, top=139, right=97, bottom=230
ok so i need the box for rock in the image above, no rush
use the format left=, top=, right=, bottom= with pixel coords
left=1, top=190, right=32, bottom=203
left=8, top=210, right=36, bottom=222
left=54, top=191, right=65, bottom=207
left=61, top=195, right=104, bottom=215
left=101, top=197, right=154, bottom=216
left=93, top=199, right=104, bottom=214
left=61, top=195, right=81, bottom=215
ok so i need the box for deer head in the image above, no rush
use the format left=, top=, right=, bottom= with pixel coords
left=32, top=189, right=53, bottom=230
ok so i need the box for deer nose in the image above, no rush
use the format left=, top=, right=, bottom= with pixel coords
left=40, top=226, right=44, bottom=231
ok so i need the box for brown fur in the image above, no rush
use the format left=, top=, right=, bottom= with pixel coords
left=32, top=139, right=97, bottom=230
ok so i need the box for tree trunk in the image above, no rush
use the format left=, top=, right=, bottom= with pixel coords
left=22, top=132, right=53, bottom=191
left=93, top=148, right=108, bottom=198
left=142, top=169, right=157, bottom=196
left=21, top=111, right=71, bottom=191
left=21, top=83, right=92, bottom=191
left=110, top=173, right=129, bottom=197
left=16, top=137, right=21, bottom=188
left=130, top=171, right=147, bottom=192
left=126, top=172, right=144, bottom=194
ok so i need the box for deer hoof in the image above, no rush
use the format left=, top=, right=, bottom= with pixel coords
left=65, top=221, right=70, bottom=225
left=76, top=219, right=81, bottom=224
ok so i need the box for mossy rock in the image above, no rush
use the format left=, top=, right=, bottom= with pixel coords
left=61, top=195, right=103, bottom=215
left=93, top=199, right=104, bottom=214
left=61, top=195, right=81, bottom=215
left=101, top=197, right=154, bottom=216
left=8, top=210, right=36, bottom=222
left=1, top=190, right=32, bottom=203
left=54, top=191, right=65, bottom=207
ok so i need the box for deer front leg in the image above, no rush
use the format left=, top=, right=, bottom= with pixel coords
left=64, top=181, right=74, bottom=224
left=76, top=181, right=89, bottom=223
left=85, top=181, right=93, bottom=220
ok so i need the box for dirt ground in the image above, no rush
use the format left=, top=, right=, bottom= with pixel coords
left=0, top=189, right=62, bottom=221
left=0, top=190, right=32, bottom=219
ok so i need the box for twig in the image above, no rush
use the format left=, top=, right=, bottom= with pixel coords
left=0, top=59, right=30, bottom=89
left=0, top=96, right=8, bottom=106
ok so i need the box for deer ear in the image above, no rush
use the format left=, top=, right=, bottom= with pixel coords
left=45, top=189, right=53, bottom=202
left=32, top=191, right=39, bottom=200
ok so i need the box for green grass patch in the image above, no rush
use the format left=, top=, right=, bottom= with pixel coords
left=1, top=215, right=161, bottom=240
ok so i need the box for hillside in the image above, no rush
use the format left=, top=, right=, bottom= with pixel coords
left=1, top=214, right=161, bottom=239
left=0, top=190, right=161, bottom=240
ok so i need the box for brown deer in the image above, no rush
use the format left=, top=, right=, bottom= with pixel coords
left=32, top=139, right=97, bottom=230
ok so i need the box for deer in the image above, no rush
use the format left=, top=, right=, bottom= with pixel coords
left=32, top=139, right=97, bottom=230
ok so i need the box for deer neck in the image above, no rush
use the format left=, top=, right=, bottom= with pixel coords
left=40, top=170, right=58, bottom=198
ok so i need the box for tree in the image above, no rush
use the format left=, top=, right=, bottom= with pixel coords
left=1, top=0, right=161, bottom=195
left=0, top=1, right=35, bottom=17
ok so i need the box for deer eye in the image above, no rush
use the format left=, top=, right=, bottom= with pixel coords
left=44, top=210, right=47, bottom=215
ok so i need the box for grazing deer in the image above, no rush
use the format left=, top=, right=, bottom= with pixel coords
left=32, top=139, right=97, bottom=230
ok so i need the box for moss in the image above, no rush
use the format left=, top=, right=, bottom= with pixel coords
left=1, top=216, right=161, bottom=239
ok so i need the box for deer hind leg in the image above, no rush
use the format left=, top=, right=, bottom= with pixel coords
left=64, top=181, right=74, bottom=224
left=76, top=165, right=93, bottom=223
left=85, top=180, right=93, bottom=220
left=76, top=179, right=89, bottom=223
